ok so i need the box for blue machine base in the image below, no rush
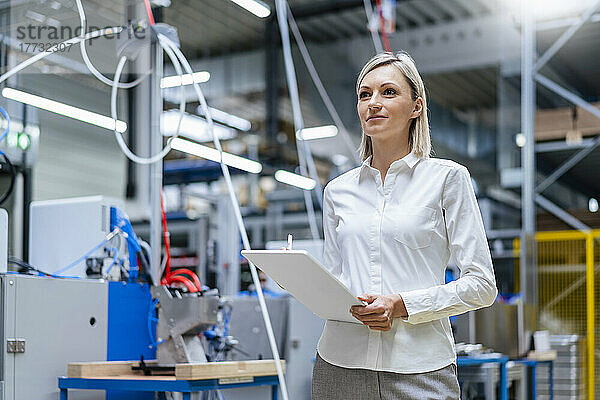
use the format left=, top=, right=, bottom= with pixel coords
left=107, top=281, right=156, bottom=400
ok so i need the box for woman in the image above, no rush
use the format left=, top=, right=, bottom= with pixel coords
left=312, top=51, right=497, bottom=399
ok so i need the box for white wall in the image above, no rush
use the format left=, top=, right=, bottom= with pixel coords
left=19, top=73, right=127, bottom=201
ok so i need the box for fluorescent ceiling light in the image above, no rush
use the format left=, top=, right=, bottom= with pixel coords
left=161, top=110, right=237, bottom=142
left=274, top=170, right=316, bottom=190
left=171, top=137, right=262, bottom=174
left=2, top=87, right=127, bottom=132
left=161, top=71, right=210, bottom=89
left=229, top=0, right=271, bottom=18
left=296, top=125, right=338, bottom=140
left=196, top=106, right=251, bottom=132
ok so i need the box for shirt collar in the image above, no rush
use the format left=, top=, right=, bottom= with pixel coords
left=360, top=151, right=420, bottom=173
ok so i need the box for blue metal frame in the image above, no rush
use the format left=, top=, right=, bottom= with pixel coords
left=59, top=375, right=279, bottom=400
left=107, top=282, right=157, bottom=400
left=514, top=359, right=554, bottom=400
left=163, top=159, right=245, bottom=185
left=457, top=356, right=509, bottom=400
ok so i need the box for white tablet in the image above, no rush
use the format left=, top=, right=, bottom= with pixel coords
left=241, top=250, right=364, bottom=324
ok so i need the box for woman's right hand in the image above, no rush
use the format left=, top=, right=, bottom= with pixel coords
left=350, top=294, right=407, bottom=331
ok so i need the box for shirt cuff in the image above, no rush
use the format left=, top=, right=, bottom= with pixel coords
left=400, top=288, right=432, bottom=324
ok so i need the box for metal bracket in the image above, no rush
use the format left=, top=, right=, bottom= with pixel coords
left=7, top=339, right=25, bottom=353
left=170, top=334, right=190, bottom=363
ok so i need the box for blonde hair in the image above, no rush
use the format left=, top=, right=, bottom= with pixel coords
left=356, top=51, right=431, bottom=160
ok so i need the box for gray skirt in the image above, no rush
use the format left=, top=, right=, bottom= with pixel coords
left=312, top=353, right=460, bottom=400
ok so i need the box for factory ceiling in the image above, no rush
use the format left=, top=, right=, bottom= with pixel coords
left=3, top=0, right=600, bottom=194
left=5, top=0, right=599, bottom=111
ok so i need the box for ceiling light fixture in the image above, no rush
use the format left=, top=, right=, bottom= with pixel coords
left=196, top=106, right=252, bottom=132
left=296, top=125, right=338, bottom=140
left=161, top=110, right=237, bottom=142
left=2, top=87, right=127, bottom=132
left=171, top=137, right=262, bottom=174
left=229, top=0, right=271, bottom=18
left=274, top=170, right=316, bottom=190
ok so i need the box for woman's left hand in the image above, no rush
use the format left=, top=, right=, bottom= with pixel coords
left=350, top=294, right=408, bottom=331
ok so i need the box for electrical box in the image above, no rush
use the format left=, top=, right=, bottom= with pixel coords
left=29, top=196, right=123, bottom=277
left=0, top=274, right=108, bottom=400
left=0, top=209, right=6, bottom=274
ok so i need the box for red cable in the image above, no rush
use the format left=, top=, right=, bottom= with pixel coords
left=160, top=189, right=203, bottom=292
left=376, top=0, right=391, bottom=52
left=164, top=274, right=198, bottom=293
left=143, top=0, right=156, bottom=26
left=160, top=189, right=172, bottom=278
left=169, top=268, right=203, bottom=291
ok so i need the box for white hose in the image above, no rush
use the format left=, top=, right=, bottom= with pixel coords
left=139, top=239, right=153, bottom=267
left=75, top=0, right=148, bottom=89
left=286, top=5, right=360, bottom=165
left=363, top=0, right=384, bottom=53
left=110, top=36, right=186, bottom=165
left=2, top=6, right=288, bottom=397
left=158, top=34, right=290, bottom=400
left=0, top=27, right=123, bottom=85
left=275, top=0, right=322, bottom=241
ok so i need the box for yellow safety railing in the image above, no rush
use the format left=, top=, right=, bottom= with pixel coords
left=515, top=229, right=600, bottom=399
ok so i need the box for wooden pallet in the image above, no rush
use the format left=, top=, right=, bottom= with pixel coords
left=68, top=360, right=286, bottom=381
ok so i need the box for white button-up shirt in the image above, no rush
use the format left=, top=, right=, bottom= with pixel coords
left=317, top=151, right=497, bottom=373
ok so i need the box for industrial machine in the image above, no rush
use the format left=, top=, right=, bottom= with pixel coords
left=29, top=196, right=143, bottom=280
left=151, top=285, right=219, bottom=364
left=0, top=275, right=108, bottom=400
left=0, top=208, right=6, bottom=274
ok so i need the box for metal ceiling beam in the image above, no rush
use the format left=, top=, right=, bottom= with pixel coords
left=300, top=19, right=340, bottom=43
left=290, top=0, right=408, bottom=20
left=535, top=0, right=600, bottom=71
left=397, top=3, right=429, bottom=25
left=535, top=134, right=600, bottom=194
left=535, top=138, right=597, bottom=153
left=333, top=13, right=521, bottom=75
left=536, top=75, right=600, bottom=120
left=335, top=8, right=368, bottom=32
left=536, top=13, right=600, bottom=31
left=320, top=14, right=357, bottom=39
left=535, top=194, right=590, bottom=232
left=536, top=156, right=599, bottom=200
left=407, top=1, right=448, bottom=24
left=291, top=0, right=365, bottom=19
left=430, top=0, right=465, bottom=20
left=534, top=74, right=600, bottom=194
left=453, top=0, right=487, bottom=17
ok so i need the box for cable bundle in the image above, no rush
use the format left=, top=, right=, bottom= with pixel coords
left=159, top=189, right=203, bottom=293
left=0, top=1, right=290, bottom=397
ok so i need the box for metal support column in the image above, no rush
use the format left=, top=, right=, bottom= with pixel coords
left=525, top=1, right=600, bottom=234
left=128, top=2, right=159, bottom=283
left=524, top=2, right=600, bottom=396
left=520, top=1, right=537, bottom=355
left=534, top=75, right=600, bottom=193
left=150, top=38, right=163, bottom=285
left=535, top=194, right=590, bottom=232
left=265, top=17, right=280, bottom=157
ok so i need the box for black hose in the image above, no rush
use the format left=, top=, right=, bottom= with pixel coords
left=0, top=150, right=15, bottom=206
